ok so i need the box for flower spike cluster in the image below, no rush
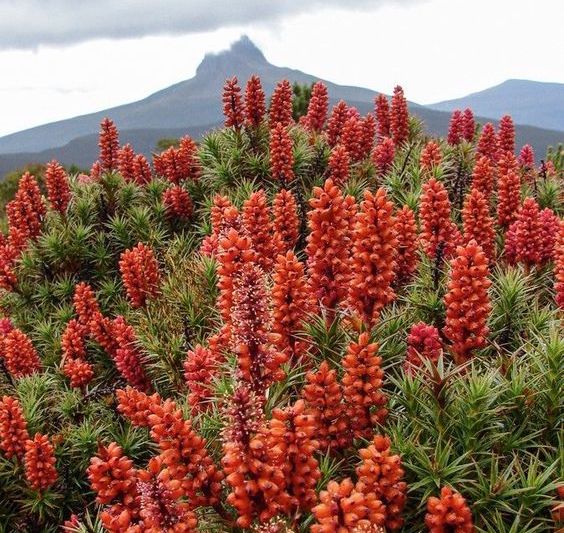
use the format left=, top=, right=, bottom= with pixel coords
left=497, top=115, right=515, bottom=155
left=447, top=110, right=464, bottom=145
left=0, top=395, right=29, bottom=461
left=327, top=100, right=350, bottom=147
left=119, top=242, right=162, bottom=308
left=476, top=123, right=498, bottom=163
left=269, top=80, right=293, bottom=128
left=242, top=190, right=278, bottom=271
left=372, top=137, right=395, bottom=176
left=1, top=328, right=42, bottom=378
left=117, top=143, right=136, bottom=182
left=304, top=81, right=329, bottom=132
left=503, top=197, right=543, bottom=266
left=470, top=155, right=494, bottom=201
left=183, top=344, right=219, bottom=414
left=222, top=76, right=245, bottom=130
left=425, top=487, right=474, bottom=533
left=496, top=162, right=521, bottom=228
left=404, top=322, right=442, bottom=373
left=245, top=75, right=266, bottom=128
left=24, top=433, right=58, bottom=491
left=163, top=185, right=193, bottom=219
left=394, top=205, right=419, bottom=286
left=272, top=188, right=300, bottom=254
left=45, top=160, right=71, bottom=214
left=61, top=319, right=93, bottom=388
left=269, top=122, right=295, bottom=183
left=390, top=86, right=409, bottom=146
left=328, top=144, right=351, bottom=186
left=98, top=118, right=120, bottom=172
left=374, top=93, right=391, bottom=138
left=462, top=188, right=495, bottom=262
left=462, top=108, right=475, bottom=141
left=420, top=141, right=442, bottom=172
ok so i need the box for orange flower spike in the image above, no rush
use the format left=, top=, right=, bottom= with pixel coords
left=394, top=205, right=419, bottom=286
left=269, top=79, right=293, bottom=129
left=538, top=208, right=560, bottom=263
left=73, top=282, right=101, bottom=333
left=328, top=144, right=351, bottom=187
left=462, top=108, right=475, bottom=142
left=132, top=153, right=152, bottom=184
left=476, top=123, right=498, bottom=163
left=2, top=328, right=42, bottom=378
left=272, top=188, right=300, bottom=254
left=327, top=100, right=350, bottom=147
left=63, top=358, right=94, bottom=389
left=554, top=221, right=564, bottom=309
left=61, top=318, right=87, bottom=361
left=390, top=85, right=409, bottom=146
left=374, top=93, right=391, bottom=139
left=45, top=160, right=71, bottom=214
left=496, top=163, right=521, bottom=228
left=163, top=185, right=193, bottom=219
left=111, top=316, right=150, bottom=391
left=0, top=242, right=18, bottom=290
left=470, top=155, right=495, bottom=201
left=420, top=141, right=442, bottom=173
left=245, top=75, right=267, bottom=128
left=342, top=333, right=387, bottom=440
left=242, top=190, right=278, bottom=271
left=98, top=118, right=120, bottom=172
left=503, top=197, right=543, bottom=267
left=462, top=188, right=495, bottom=262
left=304, top=81, right=329, bottom=132
left=119, top=242, right=161, bottom=308
left=425, top=487, right=474, bottom=533
left=222, top=76, right=245, bottom=130
left=497, top=115, right=515, bottom=155
left=117, top=144, right=136, bottom=183
left=116, top=387, right=162, bottom=427
left=404, top=322, right=442, bottom=374
left=443, top=241, right=492, bottom=364
left=269, top=122, right=295, bottom=184
left=24, top=433, right=58, bottom=491
left=6, top=172, right=46, bottom=245
left=349, top=188, right=397, bottom=327
left=340, top=111, right=363, bottom=162
left=183, top=344, right=219, bottom=414
left=0, top=395, right=29, bottom=461
left=177, top=135, right=201, bottom=182
left=371, top=137, right=395, bottom=176
left=518, top=144, right=535, bottom=170
left=358, top=113, right=377, bottom=160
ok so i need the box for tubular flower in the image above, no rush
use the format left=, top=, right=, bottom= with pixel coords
left=404, top=322, right=442, bottom=373
left=24, top=433, right=58, bottom=491
left=269, top=79, right=293, bottom=129
left=390, top=86, right=409, bottom=146
left=183, top=344, right=219, bottom=414
left=311, top=478, right=386, bottom=533
left=98, top=118, right=120, bottom=172
left=394, top=205, right=419, bottom=287
left=462, top=188, right=495, bottom=262
left=302, top=361, right=349, bottom=452
left=63, top=358, right=94, bottom=389
left=476, top=123, right=498, bottom=163
left=269, top=122, right=295, bottom=183
left=306, top=179, right=356, bottom=318
left=419, top=178, right=462, bottom=260
left=425, top=487, right=474, bottom=533
left=420, top=141, right=442, bottom=173
left=119, top=243, right=161, bottom=308
left=462, top=108, right=475, bottom=142
left=538, top=208, right=560, bottom=263
left=132, top=153, right=152, bottom=185
left=200, top=195, right=241, bottom=257
left=0, top=395, right=29, bottom=461
left=348, top=188, right=397, bottom=327
left=443, top=241, right=492, bottom=364
left=6, top=172, right=46, bottom=245
left=503, top=197, right=543, bottom=266
left=272, top=251, right=313, bottom=362
left=359, top=113, right=377, bottom=160
left=328, top=144, right=351, bottom=187
left=222, top=76, right=245, bottom=130
left=374, top=94, right=391, bottom=139
left=45, top=160, right=71, bottom=214
left=371, top=137, right=395, bottom=176
left=518, top=144, right=535, bottom=170
left=355, top=435, right=407, bottom=530
left=471, top=155, right=495, bottom=201
left=245, top=75, right=266, bottom=128
left=447, top=110, right=464, bottom=145
left=342, top=333, right=387, bottom=440
left=117, top=144, right=136, bottom=182
left=556, top=222, right=564, bottom=309
left=304, top=81, right=329, bottom=132
left=73, top=282, right=101, bottom=334
left=163, top=185, right=193, bottom=219
left=327, top=100, right=350, bottom=147
left=496, top=163, right=521, bottom=228
left=2, top=328, right=42, bottom=378
left=272, top=189, right=300, bottom=254
left=497, top=115, right=515, bottom=155
left=340, top=111, right=363, bottom=162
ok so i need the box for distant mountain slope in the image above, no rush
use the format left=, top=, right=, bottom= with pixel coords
left=428, top=79, right=564, bottom=131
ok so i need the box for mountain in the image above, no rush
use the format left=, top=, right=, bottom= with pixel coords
left=428, top=79, right=564, bottom=131
left=0, top=36, right=563, bottom=177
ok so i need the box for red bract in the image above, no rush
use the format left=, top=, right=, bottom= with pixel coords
left=555, top=222, right=564, bottom=309
left=304, top=81, right=329, bottom=132
left=443, top=241, right=491, bottom=364
left=119, top=242, right=161, bottom=308
left=390, top=86, right=409, bottom=146
left=372, top=137, right=395, bottom=176
left=342, top=332, right=387, bottom=440
left=45, top=160, right=71, bottom=214
left=6, top=172, right=45, bottom=246
left=447, top=110, right=464, bottom=145
left=132, top=153, right=152, bottom=185
left=222, top=76, right=245, bottom=130
left=425, top=487, right=474, bottom=533
left=178, top=136, right=200, bottom=182
left=348, top=188, right=397, bottom=327
left=471, top=155, right=495, bottom=201
left=269, top=80, right=293, bottom=129
left=245, top=75, right=266, bottom=128
left=117, top=144, right=136, bottom=183
left=269, top=122, right=295, bottom=183
left=160, top=147, right=187, bottom=185
left=0, top=395, right=29, bottom=461
left=162, top=185, right=193, bottom=219
left=496, top=163, right=521, bottom=228
left=394, top=205, right=419, bottom=286
left=404, top=322, right=442, bottom=373
left=374, top=94, right=391, bottom=139
left=24, top=433, right=58, bottom=491
left=462, top=108, right=475, bottom=142
left=462, top=188, right=495, bottom=262
left=503, top=198, right=543, bottom=266
left=476, top=123, right=498, bottom=163
left=272, top=188, right=300, bottom=254
left=420, top=141, right=442, bottom=172
left=497, top=115, right=515, bottom=155
left=98, top=118, right=120, bottom=172
left=2, top=328, right=42, bottom=378
left=327, top=100, right=349, bottom=147
left=419, top=178, right=461, bottom=260
left=328, top=144, right=351, bottom=187
left=183, top=344, right=219, bottom=414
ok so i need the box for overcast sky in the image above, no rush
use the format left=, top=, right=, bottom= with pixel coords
left=0, top=0, right=562, bottom=136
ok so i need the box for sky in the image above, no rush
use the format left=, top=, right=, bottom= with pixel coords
left=0, top=0, right=562, bottom=136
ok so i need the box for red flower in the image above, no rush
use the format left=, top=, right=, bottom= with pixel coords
left=328, top=144, right=351, bottom=186
left=2, top=328, right=42, bottom=378
left=132, top=153, right=152, bottom=185
left=200, top=195, right=241, bottom=257
left=90, top=161, right=102, bottom=181
left=24, top=433, right=58, bottom=491
left=111, top=316, right=150, bottom=391
left=462, top=188, right=495, bottom=262
left=304, top=81, right=329, bottom=132
left=245, top=75, right=266, bottom=128
left=327, top=100, right=350, bottom=147
left=178, top=135, right=200, bottom=182
left=471, top=155, right=495, bottom=201
left=539, top=208, right=560, bottom=263
left=372, top=137, right=395, bottom=175
left=359, top=113, right=377, bottom=159
left=404, top=322, right=442, bottom=373
left=269, top=80, right=293, bottom=129
left=462, top=108, right=475, bottom=142
left=0, top=395, right=29, bottom=461
left=476, top=123, right=498, bottom=163
left=119, top=242, right=161, bottom=308
left=61, top=318, right=87, bottom=361
left=518, top=144, right=535, bottom=169
left=443, top=241, right=491, bottom=364
left=162, top=185, right=193, bottom=219
left=272, top=188, right=300, bottom=254
left=394, top=205, right=419, bottom=286
left=390, top=86, right=409, bottom=146
left=73, top=282, right=101, bottom=334
left=496, top=162, right=521, bottom=228
left=116, top=387, right=161, bottom=427
left=497, top=115, right=515, bottom=155
left=420, top=141, right=442, bottom=172
left=555, top=221, right=564, bottom=309
left=425, top=487, right=474, bottom=533
left=63, top=358, right=94, bottom=389
left=447, top=110, right=464, bottom=145
left=183, top=344, right=219, bottom=414
left=374, top=94, right=391, bottom=139
left=117, top=144, right=136, bottom=183
left=340, top=110, right=363, bottom=162
left=269, top=122, right=295, bottom=184
left=45, top=160, right=71, bottom=214
left=98, top=118, right=120, bottom=172
left=503, top=198, right=543, bottom=266
left=0, top=241, right=17, bottom=290
left=222, top=76, right=245, bottom=130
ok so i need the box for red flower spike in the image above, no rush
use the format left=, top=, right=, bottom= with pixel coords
left=0, top=242, right=17, bottom=290
left=73, top=282, right=101, bottom=334
left=6, top=172, right=46, bottom=245
left=61, top=319, right=87, bottom=361
left=355, top=435, right=407, bottom=530
left=327, top=100, right=350, bottom=147
left=555, top=221, right=564, bottom=309
left=419, top=178, right=462, bottom=260
left=503, top=197, right=543, bottom=266
left=372, top=137, right=395, bottom=176
left=223, top=76, right=245, bottom=130
left=348, top=188, right=397, bottom=327
left=538, top=208, right=560, bottom=263
left=269, top=79, right=293, bottom=129
left=63, top=358, right=94, bottom=389
left=496, top=162, right=521, bottom=228
left=119, top=242, right=161, bottom=308
left=518, top=144, right=535, bottom=170
left=90, top=160, right=102, bottom=181
left=24, top=433, right=58, bottom=491
left=404, top=322, right=442, bottom=374
left=462, top=188, right=495, bottom=262
left=374, top=94, right=391, bottom=139
left=340, top=111, right=363, bottom=162
left=245, top=75, right=266, bottom=128
left=117, top=144, right=136, bottom=183
left=497, top=115, right=515, bottom=155
left=163, top=185, right=193, bottom=219
left=2, top=328, right=42, bottom=378
left=183, top=344, right=219, bottom=414
left=304, top=81, right=329, bottom=132
left=447, top=110, right=464, bottom=145
left=116, top=387, right=162, bottom=427
left=0, top=395, right=29, bottom=461
left=390, top=86, right=409, bottom=146
left=342, top=332, right=387, bottom=440
left=132, top=153, right=152, bottom=185
left=476, top=123, right=498, bottom=163
left=111, top=316, right=150, bottom=391
left=462, top=108, right=475, bottom=142
left=394, top=205, right=419, bottom=286
left=420, top=141, right=442, bottom=173
left=471, top=155, right=495, bottom=201
left=358, top=113, right=377, bottom=160
left=425, top=486, right=474, bottom=533
left=90, top=312, right=120, bottom=356
left=98, top=118, right=120, bottom=173
left=272, top=188, right=300, bottom=254
left=443, top=241, right=491, bottom=364
left=328, top=144, right=351, bottom=187
left=269, top=122, right=295, bottom=183
left=178, top=135, right=200, bottom=182
left=200, top=195, right=241, bottom=257
left=45, top=160, right=71, bottom=214
left=302, top=360, right=349, bottom=452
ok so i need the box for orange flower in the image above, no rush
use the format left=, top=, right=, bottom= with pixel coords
left=242, top=190, right=278, bottom=271
left=62, top=358, right=94, bottom=389
left=371, top=137, right=395, bottom=176
left=470, top=155, right=495, bottom=201
left=245, top=75, right=266, bottom=128
left=98, top=118, right=120, bottom=172
left=119, top=242, right=161, bottom=308
left=425, top=487, right=474, bottom=533
left=2, top=328, right=42, bottom=378
left=269, top=122, right=295, bottom=183
left=497, top=115, right=515, bottom=155
left=222, top=76, right=245, bottom=130
left=476, top=123, right=498, bottom=163
left=358, top=113, right=377, bottom=160
left=447, top=110, right=463, bottom=145
left=327, top=100, right=350, bottom=147
left=390, top=86, right=409, bottom=146
left=462, top=187, right=495, bottom=262
left=117, top=144, right=136, bottom=183
left=24, top=433, right=58, bottom=491
left=404, top=322, right=442, bottom=374
left=304, top=81, right=329, bottom=132
left=394, top=205, right=419, bottom=286
left=503, top=197, right=543, bottom=266
left=6, top=172, right=45, bottom=246
left=269, top=80, right=293, bottom=129
left=554, top=221, right=564, bottom=309
left=62, top=312, right=88, bottom=361
left=73, top=282, right=101, bottom=334
left=340, top=110, right=363, bottom=162
left=132, top=153, right=152, bottom=185
left=538, top=208, right=560, bottom=263
left=420, top=141, right=442, bottom=173
left=0, top=395, right=29, bottom=461
left=328, top=144, right=351, bottom=187
left=462, top=108, right=475, bottom=142
left=496, top=162, right=521, bottom=228
left=183, top=344, right=219, bottom=414
left=374, top=94, right=391, bottom=139
left=200, top=195, right=241, bottom=257
left=45, top=160, right=71, bottom=214
left=111, top=316, right=150, bottom=391
left=163, top=185, right=193, bottom=219
left=272, top=188, right=300, bottom=254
